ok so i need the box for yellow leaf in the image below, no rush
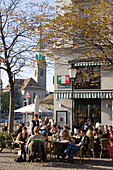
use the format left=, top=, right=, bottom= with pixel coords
left=74, top=44, right=78, bottom=48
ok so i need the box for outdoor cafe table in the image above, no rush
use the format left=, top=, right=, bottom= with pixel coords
left=29, top=138, right=70, bottom=160
left=46, top=139, right=70, bottom=159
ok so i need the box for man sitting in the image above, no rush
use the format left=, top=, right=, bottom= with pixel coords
left=63, top=129, right=89, bottom=163
left=102, top=125, right=109, bottom=138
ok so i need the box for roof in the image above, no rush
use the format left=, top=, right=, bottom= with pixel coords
left=3, top=78, right=45, bottom=92
left=21, top=78, right=42, bottom=90
left=40, top=94, right=54, bottom=109
left=3, top=79, right=24, bottom=92
left=68, top=57, right=113, bottom=65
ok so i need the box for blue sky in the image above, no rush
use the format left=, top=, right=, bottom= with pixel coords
left=1, top=0, right=55, bottom=92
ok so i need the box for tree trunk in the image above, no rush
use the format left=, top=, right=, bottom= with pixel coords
left=8, top=74, right=15, bottom=133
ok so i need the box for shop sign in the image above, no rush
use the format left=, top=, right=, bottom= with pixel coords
left=57, top=85, right=71, bottom=89
left=57, top=75, right=70, bottom=84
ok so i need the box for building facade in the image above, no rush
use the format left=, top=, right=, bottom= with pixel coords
left=54, top=57, right=113, bottom=128
left=3, top=77, right=46, bottom=109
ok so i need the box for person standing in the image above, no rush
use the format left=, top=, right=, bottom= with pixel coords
left=29, top=114, right=39, bottom=135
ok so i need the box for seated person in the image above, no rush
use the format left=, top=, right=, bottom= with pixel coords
left=63, top=129, right=89, bottom=163
left=16, top=127, right=28, bottom=161
left=109, top=126, right=113, bottom=139
left=60, top=129, right=72, bottom=142
left=43, top=116, right=49, bottom=126
left=2, top=122, right=8, bottom=132
left=41, top=126, right=52, bottom=136
left=83, top=119, right=91, bottom=130
left=102, top=125, right=109, bottom=138
left=86, top=127, right=93, bottom=138
left=57, top=130, right=72, bottom=158
left=12, top=124, right=22, bottom=139
left=97, top=129, right=103, bottom=139
left=50, top=123, right=58, bottom=134
left=27, top=126, right=46, bottom=161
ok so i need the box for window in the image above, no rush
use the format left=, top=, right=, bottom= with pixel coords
left=74, top=99, right=101, bottom=128
left=40, top=69, right=43, bottom=76
left=74, top=66, right=100, bottom=89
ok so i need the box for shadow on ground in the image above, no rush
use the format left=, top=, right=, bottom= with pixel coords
left=43, top=158, right=113, bottom=170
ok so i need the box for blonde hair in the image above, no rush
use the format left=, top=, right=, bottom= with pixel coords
left=33, top=126, right=39, bottom=134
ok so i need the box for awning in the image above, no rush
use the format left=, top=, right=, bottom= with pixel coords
left=74, top=62, right=111, bottom=67
left=56, top=91, right=113, bottom=99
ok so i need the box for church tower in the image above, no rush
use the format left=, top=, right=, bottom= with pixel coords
left=34, top=22, right=46, bottom=92
left=34, top=56, right=46, bottom=90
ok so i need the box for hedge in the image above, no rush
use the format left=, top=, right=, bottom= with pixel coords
left=0, top=132, right=12, bottom=148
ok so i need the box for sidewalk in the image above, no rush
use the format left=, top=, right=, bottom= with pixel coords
left=0, top=149, right=113, bottom=170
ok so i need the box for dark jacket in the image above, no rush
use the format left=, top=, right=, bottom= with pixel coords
left=79, top=135, right=89, bottom=149
left=32, top=120, right=39, bottom=134
left=12, top=128, right=22, bottom=138
left=28, top=140, right=46, bottom=161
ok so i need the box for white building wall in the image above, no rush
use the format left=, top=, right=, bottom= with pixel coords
left=101, top=68, right=113, bottom=89
left=54, top=54, right=73, bottom=126
left=101, top=99, right=112, bottom=126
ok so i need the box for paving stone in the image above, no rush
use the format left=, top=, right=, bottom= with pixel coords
left=0, top=149, right=113, bottom=170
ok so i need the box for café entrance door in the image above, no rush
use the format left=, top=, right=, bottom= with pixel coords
left=74, top=99, right=101, bottom=128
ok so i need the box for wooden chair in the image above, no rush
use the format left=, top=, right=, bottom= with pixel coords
left=46, top=136, right=55, bottom=160
left=13, top=141, right=21, bottom=158
left=76, top=138, right=94, bottom=163
left=74, top=145, right=88, bottom=163
left=86, top=138, right=95, bottom=158
left=79, top=145, right=87, bottom=163
left=100, top=138, right=109, bottom=158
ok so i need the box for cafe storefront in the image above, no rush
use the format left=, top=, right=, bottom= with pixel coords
left=56, top=90, right=113, bottom=128
left=54, top=60, right=113, bottom=128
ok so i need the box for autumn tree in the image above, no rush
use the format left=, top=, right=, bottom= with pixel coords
left=1, top=92, right=9, bottom=113
left=45, top=0, right=112, bottom=87
left=50, top=0, right=113, bottom=62
left=0, top=0, right=54, bottom=133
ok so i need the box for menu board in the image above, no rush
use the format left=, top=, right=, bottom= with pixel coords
left=56, top=111, right=67, bottom=127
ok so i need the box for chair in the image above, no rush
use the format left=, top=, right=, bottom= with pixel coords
left=100, top=138, right=109, bottom=158
left=79, top=145, right=87, bottom=163
left=13, top=141, right=21, bottom=158
left=76, top=138, right=94, bottom=163
left=73, top=145, right=87, bottom=163
left=87, top=138, right=95, bottom=158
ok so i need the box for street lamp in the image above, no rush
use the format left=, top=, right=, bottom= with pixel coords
left=68, top=66, right=77, bottom=132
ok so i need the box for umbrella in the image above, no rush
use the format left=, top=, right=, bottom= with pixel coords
left=14, top=104, right=53, bottom=113
left=34, top=95, right=39, bottom=115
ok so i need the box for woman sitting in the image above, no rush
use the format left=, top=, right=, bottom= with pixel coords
left=57, top=130, right=72, bottom=159
left=16, top=127, right=28, bottom=161
left=61, top=129, right=72, bottom=142
left=86, top=127, right=93, bottom=138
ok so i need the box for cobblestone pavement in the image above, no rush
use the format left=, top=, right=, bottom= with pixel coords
left=0, top=149, right=113, bottom=170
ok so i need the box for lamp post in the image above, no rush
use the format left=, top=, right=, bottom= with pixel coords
left=68, top=67, right=77, bottom=132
